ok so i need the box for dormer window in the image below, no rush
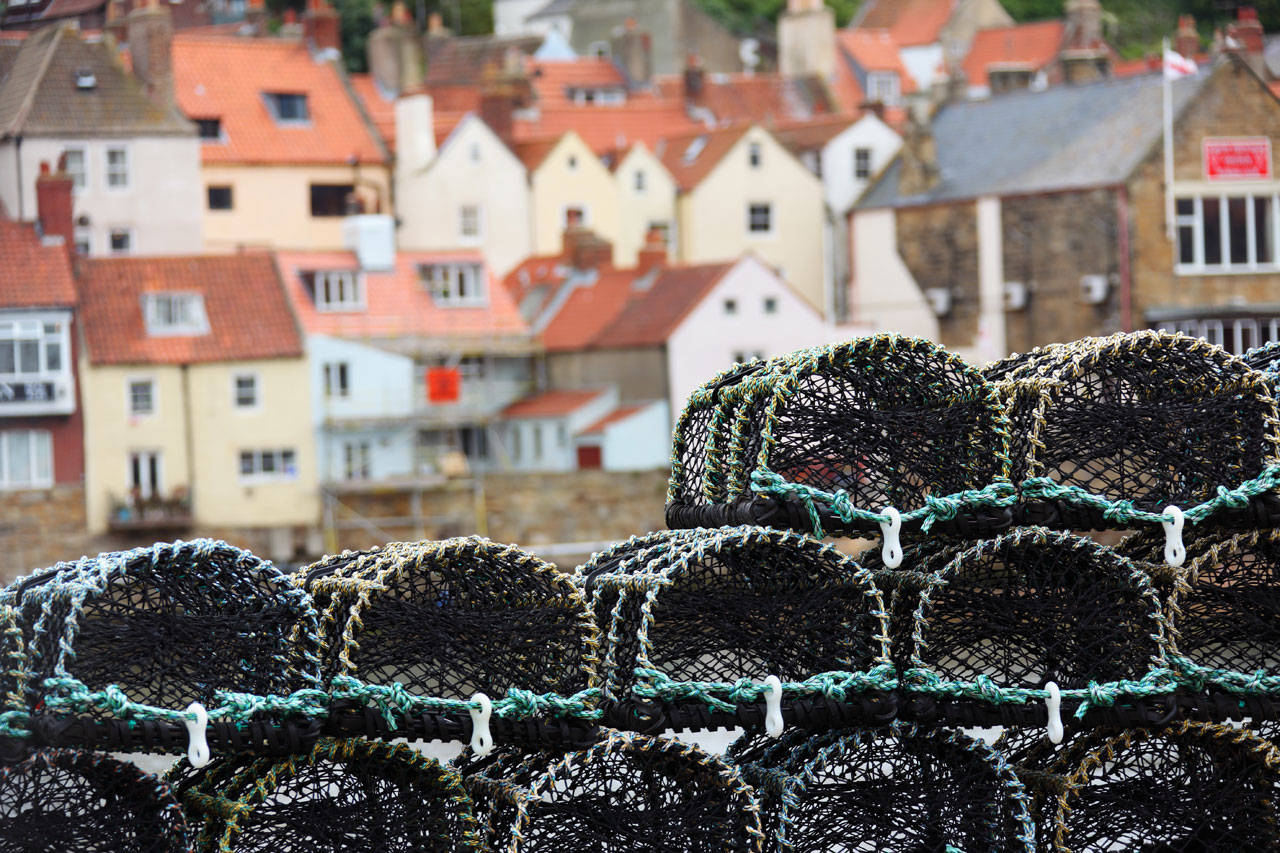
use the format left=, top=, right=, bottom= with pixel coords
left=263, top=92, right=309, bottom=123
left=144, top=292, right=209, bottom=336
left=306, top=270, right=362, bottom=312
left=866, top=72, right=901, bottom=104
left=420, top=263, right=487, bottom=307
left=196, top=118, right=223, bottom=142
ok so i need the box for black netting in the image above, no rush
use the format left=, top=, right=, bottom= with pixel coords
left=460, top=730, right=763, bottom=852
left=0, top=748, right=191, bottom=852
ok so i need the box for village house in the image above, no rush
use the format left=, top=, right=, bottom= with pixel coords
left=0, top=15, right=202, bottom=257
left=852, top=52, right=1280, bottom=362
left=77, top=251, right=319, bottom=562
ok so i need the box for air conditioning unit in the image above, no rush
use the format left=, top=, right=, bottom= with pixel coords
left=1080, top=274, right=1109, bottom=305
left=924, top=287, right=952, bottom=317
left=1003, top=281, right=1029, bottom=311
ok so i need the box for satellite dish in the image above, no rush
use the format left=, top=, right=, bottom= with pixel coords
left=739, top=38, right=760, bottom=71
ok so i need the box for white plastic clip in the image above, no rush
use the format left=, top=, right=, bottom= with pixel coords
left=469, top=692, right=494, bottom=756
left=1044, top=681, right=1063, bottom=745
left=184, top=702, right=211, bottom=768
left=1162, top=505, right=1186, bottom=568
left=879, top=506, right=903, bottom=569
left=762, top=675, right=784, bottom=738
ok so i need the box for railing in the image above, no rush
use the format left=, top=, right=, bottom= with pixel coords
left=107, top=491, right=193, bottom=532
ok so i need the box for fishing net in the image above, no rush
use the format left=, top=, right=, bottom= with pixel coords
left=666, top=335, right=1016, bottom=541
left=298, top=537, right=600, bottom=747
left=729, top=722, right=1036, bottom=852
left=0, top=748, right=191, bottom=852
left=577, top=527, right=894, bottom=733
left=172, top=737, right=480, bottom=852
left=459, top=729, right=764, bottom=852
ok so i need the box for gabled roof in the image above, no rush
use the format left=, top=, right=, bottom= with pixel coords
left=78, top=253, right=302, bottom=366
left=501, top=388, right=605, bottom=418
left=0, top=24, right=192, bottom=137
left=962, top=20, right=1066, bottom=89
left=578, top=404, right=646, bottom=434
left=513, top=135, right=564, bottom=171
left=275, top=250, right=530, bottom=345
left=851, top=0, right=955, bottom=48
left=771, top=114, right=858, bottom=154
left=860, top=67, right=1213, bottom=209
left=652, top=72, right=837, bottom=126
left=171, top=34, right=386, bottom=165
left=0, top=218, right=76, bottom=309
left=531, top=58, right=627, bottom=108
left=837, top=29, right=908, bottom=73
left=592, top=261, right=735, bottom=348
left=517, top=104, right=703, bottom=154
left=654, top=124, right=752, bottom=192
left=349, top=72, right=396, bottom=150
left=505, top=257, right=639, bottom=352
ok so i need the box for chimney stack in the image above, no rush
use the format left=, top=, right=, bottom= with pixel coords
left=395, top=91, right=437, bottom=175
left=778, top=0, right=835, bottom=79
left=303, top=0, right=341, bottom=54
left=368, top=1, right=423, bottom=94
left=1234, top=7, right=1265, bottom=56
left=1175, top=14, right=1200, bottom=60
left=1060, top=0, right=1110, bottom=84
left=563, top=223, right=612, bottom=270
left=636, top=226, right=667, bottom=274
left=611, top=19, right=652, bottom=88
left=683, top=53, right=705, bottom=101
left=479, top=56, right=529, bottom=151
left=897, top=105, right=940, bottom=196
left=127, top=0, right=174, bottom=110
left=36, top=160, right=75, bottom=255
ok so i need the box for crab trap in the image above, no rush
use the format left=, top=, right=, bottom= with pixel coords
left=0, top=540, right=325, bottom=757
left=299, top=537, right=601, bottom=751
left=665, top=335, right=1016, bottom=558
left=458, top=729, right=765, bottom=853
left=575, top=527, right=895, bottom=734
left=728, top=722, right=1036, bottom=852
left=1001, top=721, right=1280, bottom=852
left=170, top=737, right=480, bottom=852
left=988, top=331, right=1280, bottom=549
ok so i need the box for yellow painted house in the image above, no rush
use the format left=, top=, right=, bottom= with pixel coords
left=78, top=254, right=319, bottom=560
left=659, top=124, right=827, bottom=312
left=171, top=29, right=392, bottom=252
left=612, top=143, right=679, bottom=267
left=518, top=132, right=622, bottom=261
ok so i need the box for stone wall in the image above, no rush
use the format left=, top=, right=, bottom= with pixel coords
left=0, top=485, right=97, bottom=583
left=895, top=201, right=980, bottom=349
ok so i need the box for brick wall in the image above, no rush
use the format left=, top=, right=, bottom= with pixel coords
left=0, top=485, right=96, bottom=583
left=895, top=201, right=980, bottom=349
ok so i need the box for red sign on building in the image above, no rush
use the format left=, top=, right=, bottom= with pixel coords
left=426, top=367, right=461, bottom=403
left=1203, top=138, right=1272, bottom=180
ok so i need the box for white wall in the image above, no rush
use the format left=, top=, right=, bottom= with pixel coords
left=396, top=114, right=533, bottom=277
left=502, top=388, right=617, bottom=472
left=600, top=400, right=670, bottom=470
left=972, top=195, right=1007, bottom=364
left=821, top=114, right=902, bottom=215
left=493, top=0, right=550, bottom=34
left=899, top=44, right=946, bottom=91
left=849, top=208, right=940, bottom=341
left=0, top=135, right=202, bottom=256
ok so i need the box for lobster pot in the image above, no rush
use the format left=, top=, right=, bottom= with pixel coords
left=666, top=335, right=1014, bottom=540
left=0, top=540, right=322, bottom=750
left=577, top=527, right=892, bottom=732
left=1012, top=722, right=1280, bottom=851
left=988, top=331, right=1280, bottom=531
left=173, top=737, right=480, bottom=852
left=1245, top=340, right=1280, bottom=375
left=877, top=528, right=1174, bottom=726
left=299, top=538, right=600, bottom=746
left=460, top=730, right=764, bottom=853
left=729, top=723, right=1036, bottom=853
left=0, top=606, right=28, bottom=751
left=0, top=748, right=191, bottom=853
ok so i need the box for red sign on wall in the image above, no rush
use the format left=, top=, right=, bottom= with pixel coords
left=1203, top=138, right=1272, bottom=180
left=426, top=367, right=460, bottom=403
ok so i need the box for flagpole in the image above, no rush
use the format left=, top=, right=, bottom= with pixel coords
left=1163, top=36, right=1175, bottom=241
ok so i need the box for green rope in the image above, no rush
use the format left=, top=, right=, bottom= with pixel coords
left=633, top=665, right=900, bottom=713
left=0, top=709, right=30, bottom=738
left=901, top=668, right=1183, bottom=718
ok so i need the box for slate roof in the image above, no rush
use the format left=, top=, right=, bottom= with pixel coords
left=859, top=67, right=1211, bottom=209
left=0, top=24, right=193, bottom=137
left=0, top=217, right=76, bottom=308
left=78, top=253, right=303, bottom=366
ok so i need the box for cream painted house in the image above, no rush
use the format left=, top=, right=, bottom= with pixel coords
left=395, top=102, right=533, bottom=276
left=519, top=132, right=621, bottom=261
left=612, top=143, right=678, bottom=267
left=78, top=254, right=319, bottom=558
left=659, top=125, right=828, bottom=313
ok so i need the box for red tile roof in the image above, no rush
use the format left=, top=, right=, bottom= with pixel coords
left=592, top=262, right=734, bottom=348
left=514, top=104, right=703, bottom=154
left=502, top=388, right=605, bottom=418
left=579, top=404, right=644, bottom=434
left=654, top=125, right=751, bottom=192
left=652, top=73, right=836, bottom=126
left=503, top=255, right=639, bottom=352
left=962, top=21, right=1065, bottom=89
left=513, top=136, right=563, bottom=171
left=853, top=0, right=954, bottom=47
left=78, top=253, right=303, bottom=365
left=171, top=34, right=387, bottom=165
left=350, top=72, right=396, bottom=150
left=275, top=250, right=530, bottom=343
left=837, top=29, right=918, bottom=95
left=771, top=114, right=857, bottom=153
left=0, top=218, right=76, bottom=308
left=531, top=58, right=628, bottom=108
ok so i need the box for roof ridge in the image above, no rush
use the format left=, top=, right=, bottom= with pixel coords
left=2, top=24, right=63, bottom=136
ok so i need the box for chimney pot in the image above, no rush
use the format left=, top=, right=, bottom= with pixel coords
left=303, top=0, right=341, bottom=54
left=636, top=226, right=667, bottom=273
left=36, top=159, right=75, bottom=257
left=127, top=0, right=174, bottom=110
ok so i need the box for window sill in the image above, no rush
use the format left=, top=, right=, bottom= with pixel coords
left=1175, top=264, right=1280, bottom=276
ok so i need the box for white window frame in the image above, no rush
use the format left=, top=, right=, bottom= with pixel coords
left=0, top=315, right=70, bottom=384
left=232, top=372, right=259, bottom=411
left=263, top=92, right=310, bottom=124
left=459, top=204, right=483, bottom=243
left=312, top=270, right=364, bottom=312
left=126, top=376, right=157, bottom=418
left=748, top=141, right=762, bottom=168
left=63, top=148, right=87, bottom=193
left=73, top=227, right=92, bottom=256
left=634, top=170, right=646, bottom=193
left=764, top=296, right=778, bottom=314
left=1174, top=191, right=1280, bottom=275
left=855, top=147, right=872, bottom=180
left=341, top=439, right=372, bottom=480
left=109, top=227, right=133, bottom=255
left=105, top=146, right=130, bottom=190
left=238, top=448, right=298, bottom=482
left=469, top=143, right=481, bottom=162
left=747, top=202, right=773, bottom=236
left=323, top=361, right=350, bottom=398
left=128, top=449, right=163, bottom=499
left=143, top=292, right=209, bottom=336
left=421, top=263, right=488, bottom=307
left=866, top=71, right=901, bottom=104
left=0, top=430, right=54, bottom=490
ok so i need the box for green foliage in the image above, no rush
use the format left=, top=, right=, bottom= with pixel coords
left=694, top=0, right=859, bottom=34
